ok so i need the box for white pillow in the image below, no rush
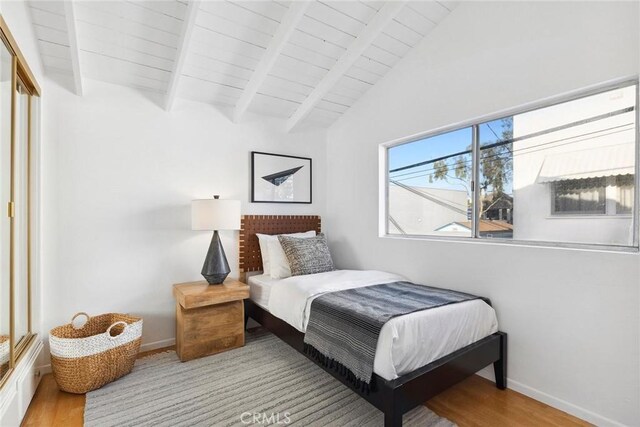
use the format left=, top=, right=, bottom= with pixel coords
left=256, top=233, right=273, bottom=275
left=256, top=231, right=316, bottom=277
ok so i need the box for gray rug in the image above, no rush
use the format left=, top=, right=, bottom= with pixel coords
left=85, top=332, right=455, bottom=427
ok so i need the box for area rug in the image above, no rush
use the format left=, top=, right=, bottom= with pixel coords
left=85, top=332, right=455, bottom=427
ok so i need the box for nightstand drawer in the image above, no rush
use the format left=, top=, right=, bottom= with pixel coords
left=181, top=301, right=243, bottom=340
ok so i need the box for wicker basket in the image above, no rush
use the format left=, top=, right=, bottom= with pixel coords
left=49, top=312, right=143, bottom=394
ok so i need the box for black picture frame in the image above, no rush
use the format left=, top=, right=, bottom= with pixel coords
left=251, top=151, right=312, bottom=204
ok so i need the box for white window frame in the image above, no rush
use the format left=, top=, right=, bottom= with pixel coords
left=379, top=77, right=640, bottom=253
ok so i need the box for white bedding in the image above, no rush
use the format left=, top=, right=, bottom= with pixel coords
left=260, top=269, right=498, bottom=381
left=248, top=273, right=277, bottom=309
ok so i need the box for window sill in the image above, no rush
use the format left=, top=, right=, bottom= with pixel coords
left=381, top=233, right=639, bottom=254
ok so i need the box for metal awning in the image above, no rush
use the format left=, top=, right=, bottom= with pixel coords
left=537, top=143, right=635, bottom=183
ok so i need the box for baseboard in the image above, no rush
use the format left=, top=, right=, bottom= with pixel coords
left=37, top=337, right=177, bottom=377
left=0, top=339, right=44, bottom=425
left=140, top=338, right=175, bottom=353
left=476, top=369, right=625, bottom=427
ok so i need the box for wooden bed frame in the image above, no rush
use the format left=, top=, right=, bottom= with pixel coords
left=239, top=215, right=507, bottom=427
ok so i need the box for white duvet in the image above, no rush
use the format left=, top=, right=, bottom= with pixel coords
left=267, top=269, right=498, bottom=380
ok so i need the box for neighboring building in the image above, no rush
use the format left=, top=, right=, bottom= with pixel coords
left=436, top=220, right=514, bottom=238
left=482, top=194, right=513, bottom=223
left=511, top=85, right=635, bottom=246
left=388, top=183, right=469, bottom=236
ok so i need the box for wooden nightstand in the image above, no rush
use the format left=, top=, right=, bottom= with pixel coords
left=173, top=279, right=249, bottom=362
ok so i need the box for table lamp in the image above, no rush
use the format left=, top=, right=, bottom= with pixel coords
left=191, top=195, right=241, bottom=285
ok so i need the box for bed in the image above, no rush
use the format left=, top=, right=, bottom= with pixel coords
left=240, top=215, right=507, bottom=427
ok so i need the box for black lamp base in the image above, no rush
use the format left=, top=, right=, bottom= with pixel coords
left=201, top=230, right=230, bottom=285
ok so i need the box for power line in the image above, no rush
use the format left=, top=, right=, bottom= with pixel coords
left=390, top=124, right=633, bottom=181
left=485, top=122, right=502, bottom=140
left=389, top=123, right=634, bottom=180
left=390, top=124, right=633, bottom=182
left=391, top=128, right=635, bottom=184
left=389, top=106, right=634, bottom=173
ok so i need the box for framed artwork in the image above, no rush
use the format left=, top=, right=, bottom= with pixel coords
left=251, top=151, right=312, bottom=204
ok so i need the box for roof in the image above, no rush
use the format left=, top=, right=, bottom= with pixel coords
left=537, top=143, right=634, bottom=183
left=436, top=220, right=513, bottom=233
left=461, top=220, right=513, bottom=232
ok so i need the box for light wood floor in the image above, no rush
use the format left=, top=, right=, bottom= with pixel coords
left=23, top=348, right=590, bottom=427
left=426, top=376, right=590, bottom=426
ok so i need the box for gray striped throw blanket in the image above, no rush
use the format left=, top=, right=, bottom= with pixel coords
left=303, top=281, right=484, bottom=388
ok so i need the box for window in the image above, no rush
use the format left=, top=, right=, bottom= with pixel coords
left=384, top=81, right=638, bottom=248
left=552, top=178, right=606, bottom=215
left=550, top=176, right=635, bottom=216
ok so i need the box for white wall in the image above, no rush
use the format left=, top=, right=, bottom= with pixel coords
left=42, top=78, right=326, bottom=354
left=326, top=2, right=639, bottom=426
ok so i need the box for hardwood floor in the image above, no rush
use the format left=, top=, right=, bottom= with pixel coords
left=23, top=352, right=589, bottom=427
left=426, top=375, right=591, bottom=427
left=22, top=374, right=84, bottom=427
left=22, top=346, right=174, bottom=427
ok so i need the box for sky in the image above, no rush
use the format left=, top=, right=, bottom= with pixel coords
left=388, top=127, right=472, bottom=193
left=388, top=118, right=514, bottom=194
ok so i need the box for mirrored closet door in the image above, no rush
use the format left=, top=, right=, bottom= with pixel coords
left=0, top=31, right=11, bottom=386
left=0, top=16, right=40, bottom=389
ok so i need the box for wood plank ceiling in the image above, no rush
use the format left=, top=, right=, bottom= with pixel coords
left=28, top=0, right=458, bottom=131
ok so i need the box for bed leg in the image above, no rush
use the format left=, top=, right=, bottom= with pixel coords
left=384, top=409, right=402, bottom=427
left=384, top=397, right=402, bottom=427
left=493, top=332, right=507, bottom=390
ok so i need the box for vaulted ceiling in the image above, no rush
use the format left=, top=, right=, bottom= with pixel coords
left=28, top=1, right=458, bottom=130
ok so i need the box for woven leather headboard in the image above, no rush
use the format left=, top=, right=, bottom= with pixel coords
left=239, top=215, right=321, bottom=279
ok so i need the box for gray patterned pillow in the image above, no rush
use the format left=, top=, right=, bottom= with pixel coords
left=278, top=233, right=334, bottom=276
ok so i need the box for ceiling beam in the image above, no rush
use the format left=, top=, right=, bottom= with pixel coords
left=233, top=1, right=310, bottom=123
left=63, top=0, right=83, bottom=96
left=285, top=1, right=407, bottom=132
left=165, top=0, right=200, bottom=111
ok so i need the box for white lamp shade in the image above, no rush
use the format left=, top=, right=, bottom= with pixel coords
left=191, top=199, right=241, bottom=231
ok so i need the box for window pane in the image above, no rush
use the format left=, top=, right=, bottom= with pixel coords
left=388, top=128, right=472, bottom=237
left=509, top=84, right=636, bottom=246
left=478, top=118, right=514, bottom=238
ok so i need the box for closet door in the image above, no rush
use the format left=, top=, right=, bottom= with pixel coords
left=0, top=40, right=11, bottom=383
